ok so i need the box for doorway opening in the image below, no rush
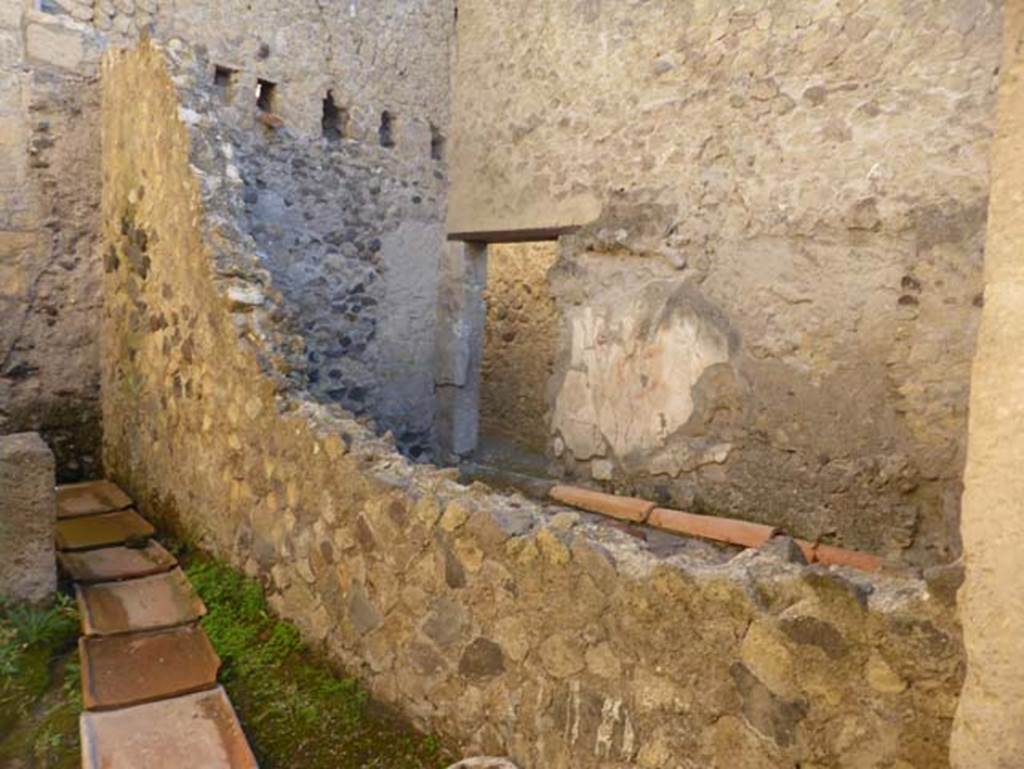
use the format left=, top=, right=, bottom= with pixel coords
left=474, top=241, right=560, bottom=476
left=438, top=226, right=577, bottom=489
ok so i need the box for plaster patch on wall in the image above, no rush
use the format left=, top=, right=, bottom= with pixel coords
left=552, top=281, right=731, bottom=473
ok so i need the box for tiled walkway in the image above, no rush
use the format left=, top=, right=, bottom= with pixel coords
left=56, top=480, right=257, bottom=769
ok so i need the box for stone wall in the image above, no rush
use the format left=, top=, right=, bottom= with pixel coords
left=3, top=0, right=452, bottom=467
left=480, top=242, right=559, bottom=456
left=952, top=2, right=1024, bottom=765
left=101, top=41, right=964, bottom=769
left=214, top=81, right=447, bottom=457
left=449, top=0, right=1003, bottom=564
left=10, top=0, right=999, bottom=557
left=0, top=3, right=108, bottom=480
left=159, top=0, right=454, bottom=456
left=0, top=432, right=56, bottom=604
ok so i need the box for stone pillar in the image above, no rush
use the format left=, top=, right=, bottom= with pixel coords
left=0, top=432, right=56, bottom=604
left=435, top=240, right=487, bottom=458
left=951, top=3, right=1024, bottom=766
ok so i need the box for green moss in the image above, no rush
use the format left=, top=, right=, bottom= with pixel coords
left=0, top=595, right=82, bottom=768
left=185, top=558, right=454, bottom=769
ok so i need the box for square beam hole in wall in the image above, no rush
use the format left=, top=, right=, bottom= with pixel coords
left=256, top=79, right=277, bottom=113
left=322, top=90, right=348, bottom=142
left=379, top=110, right=396, bottom=148
left=213, top=65, right=237, bottom=101
left=430, top=124, right=445, bottom=161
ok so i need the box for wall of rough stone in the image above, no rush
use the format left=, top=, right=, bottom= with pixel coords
left=3, top=0, right=452, bottom=466
left=213, top=90, right=447, bottom=457
left=449, top=0, right=1002, bottom=565
left=159, top=0, right=454, bottom=456
left=479, top=242, right=559, bottom=456
left=0, top=432, right=56, bottom=604
left=235, top=135, right=445, bottom=457
left=0, top=3, right=109, bottom=480
left=100, top=41, right=965, bottom=769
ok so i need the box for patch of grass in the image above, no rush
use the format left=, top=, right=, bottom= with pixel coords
left=186, top=558, right=453, bottom=769
left=0, top=593, right=82, bottom=769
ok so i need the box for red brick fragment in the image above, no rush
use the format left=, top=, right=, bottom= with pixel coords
left=258, top=111, right=284, bottom=129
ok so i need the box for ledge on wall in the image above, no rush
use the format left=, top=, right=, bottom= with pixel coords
left=446, top=226, right=578, bottom=244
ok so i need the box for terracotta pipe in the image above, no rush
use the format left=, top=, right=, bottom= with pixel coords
left=547, top=485, right=884, bottom=573
left=795, top=540, right=883, bottom=573
left=649, top=507, right=778, bottom=549
left=548, top=485, right=654, bottom=523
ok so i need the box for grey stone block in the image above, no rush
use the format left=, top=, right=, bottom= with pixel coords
left=0, top=432, right=56, bottom=603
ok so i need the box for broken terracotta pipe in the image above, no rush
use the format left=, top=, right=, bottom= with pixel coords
left=648, top=507, right=779, bottom=549
left=794, top=541, right=883, bottom=573
left=547, top=485, right=883, bottom=573
left=548, top=485, right=654, bottom=523
left=650, top=508, right=883, bottom=572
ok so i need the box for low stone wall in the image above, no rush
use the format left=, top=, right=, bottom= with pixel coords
left=0, top=432, right=56, bottom=604
left=100, top=41, right=964, bottom=768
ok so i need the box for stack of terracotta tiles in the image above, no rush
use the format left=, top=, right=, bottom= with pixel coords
left=55, top=480, right=257, bottom=769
